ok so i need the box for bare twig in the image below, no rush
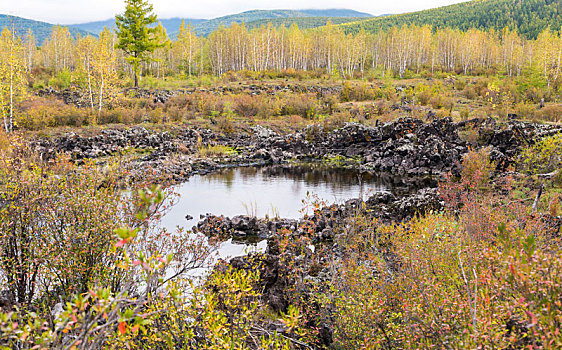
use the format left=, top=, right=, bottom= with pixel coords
left=252, top=325, right=313, bottom=349
left=532, top=183, right=544, bottom=213
left=458, top=250, right=478, bottom=332
left=537, top=171, right=557, bottom=180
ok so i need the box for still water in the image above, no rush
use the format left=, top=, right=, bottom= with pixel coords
left=160, top=164, right=404, bottom=260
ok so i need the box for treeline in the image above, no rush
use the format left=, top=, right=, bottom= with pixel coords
left=343, top=0, right=562, bottom=40
left=3, top=21, right=562, bottom=88
left=244, top=16, right=369, bottom=31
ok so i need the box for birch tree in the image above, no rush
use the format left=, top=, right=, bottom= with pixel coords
left=176, top=21, right=200, bottom=77
left=0, top=28, right=27, bottom=132
left=93, top=29, right=118, bottom=114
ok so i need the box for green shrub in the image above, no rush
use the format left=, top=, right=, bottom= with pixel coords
left=47, top=69, right=73, bottom=90
left=198, top=144, right=237, bottom=157
left=520, top=134, right=562, bottom=174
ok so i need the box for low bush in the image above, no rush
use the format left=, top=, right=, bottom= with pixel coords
left=458, top=126, right=480, bottom=146
left=514, top=101, right=537, bottom=120
left=340, top=82, right=379, bottom=102
left=461, top=147, right=494, bottom=188
left=279, top=93, right=320, bottom=119
left=461, top=84, right=477, bottom=99
left=536, top=103, right=562, bottom=123
left=17, top=97, right=89, bottom=130
left=312, top=171, right=558, bottom=348
left=520, top=133, right=562, bottom=174
left=232, top=94, right=273, bottom=118
left=430, top=94, right=443, bottom=109
left=454, top=78, right=467, bottom=91
left=323, top=110, right=352, bottom=131
left=417, top=88, right=433, bottom=105
left=198, top=144, right=237, bottom=157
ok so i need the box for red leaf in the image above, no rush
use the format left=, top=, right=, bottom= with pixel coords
left=118, top=322, right=127, bottom=335
left=115, top=239, right=128, bottom=248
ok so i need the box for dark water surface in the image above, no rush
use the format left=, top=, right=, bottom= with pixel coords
left=160, top=164, right=420, bottom=260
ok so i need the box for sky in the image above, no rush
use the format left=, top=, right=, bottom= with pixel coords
left=3, top=0, right=470, bottom=24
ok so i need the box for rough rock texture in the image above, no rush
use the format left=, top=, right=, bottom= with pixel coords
left=195, top=188, right=444, bottom=243
left=457, top=117, right=562, bottom=171
left=37, top=84, right=345, bottom=109
left=249, top=117, right=467, bottom=176
left=31, top=127, right=178, bottom=160
left=195, top=215, right=299, bottom=241
left=37, top=87, right=89, bottom=108
left=0, top=290, right=15, bottom=310
left=31, top=117, right=562, bottom=181
left=123, top=88, right=180, bottom=104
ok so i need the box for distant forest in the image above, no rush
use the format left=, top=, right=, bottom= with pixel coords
left=342, top=0, right=562, bottom=39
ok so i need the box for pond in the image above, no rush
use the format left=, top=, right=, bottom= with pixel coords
left=160, top=163, right=425, bottom=260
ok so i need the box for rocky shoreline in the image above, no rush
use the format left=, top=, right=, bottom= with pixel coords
left=31, top=117, right=562, bottom=182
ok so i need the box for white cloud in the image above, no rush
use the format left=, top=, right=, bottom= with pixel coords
left=4, top=0, right=469, bottom=24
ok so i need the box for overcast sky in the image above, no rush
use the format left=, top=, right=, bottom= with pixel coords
left=4, top=0, right=470, bottom=24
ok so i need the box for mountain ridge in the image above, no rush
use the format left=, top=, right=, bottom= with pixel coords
left=1, top=9, right=373, bottom=43
left=244, top=16, right=374, bottom=31
left=69, top=9, right=373, bottom=37
left=0, top=14, right=92, bottom=44
left=340, top=0, right=562, bottom=39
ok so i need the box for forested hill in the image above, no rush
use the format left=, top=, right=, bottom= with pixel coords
left=0, top=14, right=92, bottom=44
left=1, top=8, right=372, bottom=43
left=192, top=9, right=372, bottom=36
left=341, top=0, right=562, bottom=39
left=294, top=9, right=372, bottom=17
left=244, top=17, right=373, bottom=31
left=69, top=18, right=207, bottom=36
left=70, top=9, right=373, bottom=38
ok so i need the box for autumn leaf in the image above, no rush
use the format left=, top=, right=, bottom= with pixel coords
left=118, top=321, right=127, bottom=335
left=115, top=239, right=128, bottom=248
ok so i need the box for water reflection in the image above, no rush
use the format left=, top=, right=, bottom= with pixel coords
left=161, top=163, right=429, bottom=235
left=159, top=163, right=432, bottom=269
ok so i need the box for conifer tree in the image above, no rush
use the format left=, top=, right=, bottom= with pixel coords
left=115, top=0, right=161, bottom=87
